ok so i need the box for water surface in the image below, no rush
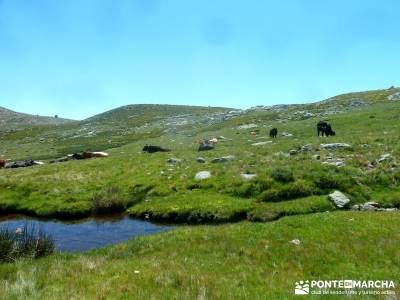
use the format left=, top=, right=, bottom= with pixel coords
left=0, top=215, right=170, bottom=252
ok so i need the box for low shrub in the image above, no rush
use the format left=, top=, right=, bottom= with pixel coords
left=92, top=186, right=128, bottom=214
left=232, top=178, right=273, bottom=198
left=0, top=225, right=54, bottom=262
left=270, top=168, right=294, bottom=183
left=258, top=180, right=315, bottom=202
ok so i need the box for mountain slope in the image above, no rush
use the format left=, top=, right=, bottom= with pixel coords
left=0, top=106, right=75, bottom=131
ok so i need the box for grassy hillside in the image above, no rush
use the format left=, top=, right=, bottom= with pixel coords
left=0, top=107, right=74, bottom=130
left=0, top=104, right=235, bottom=160
left=1, top=89, right=400, bottom=220
left=0, top=88, right=399, bottom=298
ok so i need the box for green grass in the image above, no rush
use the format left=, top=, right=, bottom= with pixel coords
left=129, top=190, right=253, bottom=223
left=0, top=89, right=400, bottom=298
left=0, top=212, right=398, bottom=299
left=1, top=99, right=400, bottom=220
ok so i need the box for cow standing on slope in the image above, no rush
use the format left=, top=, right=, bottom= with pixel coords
left=269, top=128, right=278, bottom=138
left=317, top=121, right=335, bottom=137
left=0, top=160, right=5, bottom=169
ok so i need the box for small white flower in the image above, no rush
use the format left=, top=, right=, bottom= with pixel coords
left=134, top=270, right=140, bottom=274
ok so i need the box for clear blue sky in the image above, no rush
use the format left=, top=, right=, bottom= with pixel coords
left=1, top=0, right=399, bottom=120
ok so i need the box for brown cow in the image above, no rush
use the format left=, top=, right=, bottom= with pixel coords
left=0, top=160, right=5, bottom=169
left=82, top=151, right=109, bottom=158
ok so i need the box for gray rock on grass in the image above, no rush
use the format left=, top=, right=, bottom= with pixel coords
left=195, top=171, right=211, bottom=180
left=328, top=191, right=350, bottom=208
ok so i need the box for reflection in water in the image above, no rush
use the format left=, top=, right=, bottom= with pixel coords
left=0, top=215, right=170, bottom=252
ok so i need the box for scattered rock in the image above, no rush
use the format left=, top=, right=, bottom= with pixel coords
left=238, top=124, right=258, bottom=130
left=251, top=141, right=272, bottom=146
left=240, top=173, right=257, bottom=181
left=320, top=143, right=351, bottom=150
left=323, top=158, right=346, bottom=167
left=328, top=191, right=350, bottom=208
left=274, top=151, right=290, bottom=158
left=196, top=157, right=206, bottom=163
left=301, top=144, right=312, bottom=152
left=352, top=201, right=379, bottom=211
left=387, top=92, right=400, bottom=101
left=291, top=239, right=301, bottom=245
left=211, top=155, right=235, bottom=163
left=289, top=149, right=298, bottom=156
left=195, top=171, right=211, bottom=180
left=281, top=132, right=293, bottom=137
left=312, top=154, right=321, bottom=160
left=377, top=154, right=391, bottom=163
left=166, top=158, right=181, bottom=164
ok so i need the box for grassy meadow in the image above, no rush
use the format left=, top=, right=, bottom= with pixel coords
left=0, top=89, right=399, bottom=298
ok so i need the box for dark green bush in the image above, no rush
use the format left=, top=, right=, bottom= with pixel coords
left=233, top=178, right=273, bottom=198
left=313, top=174, right=342, bottom=190
left=258, top=180, right=315, bottom=202
left=270, top=168, right=294, bottom=183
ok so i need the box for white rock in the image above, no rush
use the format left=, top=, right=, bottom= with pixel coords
left=291, top=239, right=301, bottom=245
left=328, top=191, right=350, bottom=208
left=281, top=132, right=293, bottom=137
left=320, top=143, right=351, bottom=150
left=238, top=124, right=258, bottom=129
left=195, top=171, right=211, bottom=180
left=388, top=92, right=400, bottom=101
left=377, top=154, right=391, bottom=163
left=240, top=173, right=257, bottom=181
left=251, top=141, right=272, bottom=146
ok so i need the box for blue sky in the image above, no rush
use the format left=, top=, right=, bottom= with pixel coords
left=0, top=0, right=399, bottom=120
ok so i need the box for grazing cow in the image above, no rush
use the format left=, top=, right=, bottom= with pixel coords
left=142, top=145, right=171, bottom=153
left=82, top=151, right=109, bottom=159
left=0, top=160, right=5, bottom=169
left=269, top=128, right=278, bottom=138
left=317, top=121, right=336, bottom=137
left=198, top=140, right=215, bottom=151
left=69, top=151, right=110, bottom=160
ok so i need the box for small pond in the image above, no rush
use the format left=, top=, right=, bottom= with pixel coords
left=0, top=215, right=171, bottom=252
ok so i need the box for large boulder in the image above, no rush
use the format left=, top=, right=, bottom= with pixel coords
left=328, top=191, right=350, bottom=208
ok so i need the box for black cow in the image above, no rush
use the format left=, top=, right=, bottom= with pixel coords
left=317, top=121, right=335, bottom=137
left=143, top=145, right=171, bottom=153
left=198, top=140, right=214, bottom=151
left=269, top=128, right=278, bottom=138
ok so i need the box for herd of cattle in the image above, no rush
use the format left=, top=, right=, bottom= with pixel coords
left=0, top=121, right=336, bottom=169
